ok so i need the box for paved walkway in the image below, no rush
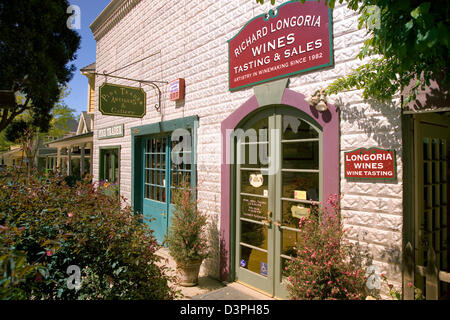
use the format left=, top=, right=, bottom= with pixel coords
left=155, top=248, right=274, bottom=300
left=191, top=282, right=274, bottom=300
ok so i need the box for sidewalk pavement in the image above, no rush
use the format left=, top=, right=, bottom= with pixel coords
left=156, top=248, right=275, bottom=300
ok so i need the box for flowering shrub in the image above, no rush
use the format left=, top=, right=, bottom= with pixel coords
left=98, top=180, right=120, bottom=198
left=285, top=195, right=367, bottom=300
left=0, top=168, right=178, bottom=300
left=0, top=246, right=47, bottom=300
left=165, top=183, right=209, bottom=265
left=377, top=274, right=424, bottom=300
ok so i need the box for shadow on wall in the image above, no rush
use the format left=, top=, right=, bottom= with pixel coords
left=335, top=97, right=402, bottom=152
left=219, top=226, right=229, bottom=282
left=380, top=243, right=403, bottom=276
left=203, top=213, right=221, bottom=279
left=351, top=230, right=403, bottom=283
left=403, top=73, right=450, bottom=112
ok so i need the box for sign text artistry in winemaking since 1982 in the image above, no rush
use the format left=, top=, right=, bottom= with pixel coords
left=228, top=1, right=333, bottom=91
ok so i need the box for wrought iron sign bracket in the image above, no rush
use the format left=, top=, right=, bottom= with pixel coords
left=93, top=72, right=168, bottom=113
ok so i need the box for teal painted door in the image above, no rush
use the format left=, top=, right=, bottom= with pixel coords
left=142, top=134, right=194, bottom=244
left=235, top=106, right=322, bottom=299
left=143, top=136, right=172, bottom=244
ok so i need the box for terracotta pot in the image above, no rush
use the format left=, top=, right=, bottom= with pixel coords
left=176, top=260, right=202, bottom=287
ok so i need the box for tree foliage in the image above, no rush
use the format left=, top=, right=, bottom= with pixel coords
left=1, top=87, right=76, bottom=172
left=45, top=87, right=77, bottom=140
left=2, top=87, right=76, bottom=137
left=0, top=0, right=80, bottom=132
left=2, top=88, right=76, bottom=143
left=0, top=130, right=13, bottom=152
left=256, top=0, right=450, bottom=105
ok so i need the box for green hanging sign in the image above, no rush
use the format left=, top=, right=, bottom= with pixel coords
left=99, top=83, right=146, bottom=118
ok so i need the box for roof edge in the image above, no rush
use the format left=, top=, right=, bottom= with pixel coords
left=90, top=0, right=142, bottom=41
left=80, top=62, right=96, bottom=73
left=46, top=132, right=94, bottom=147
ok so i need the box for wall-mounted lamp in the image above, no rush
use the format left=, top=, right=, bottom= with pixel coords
left=306, top=89, right=328, bottom=112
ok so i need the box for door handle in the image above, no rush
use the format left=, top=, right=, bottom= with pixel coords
left=261, top=218, right=272, bottom=226
left=262, top=211, right=273, bottom=226
left=161, top=212, right=167, bottom=217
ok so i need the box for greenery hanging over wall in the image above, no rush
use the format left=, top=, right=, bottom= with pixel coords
left=256, top=0, right=450, bottom=106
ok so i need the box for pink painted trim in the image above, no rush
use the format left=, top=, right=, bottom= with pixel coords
left=220, top=96, right=259, bottom=281
left=219, top=89, right=339, bottom=281
left=281, top=89, right=340, bottom=207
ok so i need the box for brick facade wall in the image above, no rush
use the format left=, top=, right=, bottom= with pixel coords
left=93, top=0, right=403, bottom=292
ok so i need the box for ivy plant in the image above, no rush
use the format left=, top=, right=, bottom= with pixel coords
left=256, top=0, right=449, bottom=106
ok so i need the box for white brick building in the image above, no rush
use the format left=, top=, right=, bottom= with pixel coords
left=88, top=0, right=450, bottom=299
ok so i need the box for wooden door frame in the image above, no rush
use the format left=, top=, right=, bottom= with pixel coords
left=233, top=106, right=277, bottom=296
left=99, top=146, right=121, bottom=185
left=220, top=88, right=339, bottom=283
left=131, top=116, right=199, bottom=216
left=232, top=105, right=324, bottom=298
left=402, top=111, right=450, bottom=299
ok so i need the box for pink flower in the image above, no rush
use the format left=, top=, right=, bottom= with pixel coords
left=46, top=250, right=52, bottom=257
left=328, top=280, right=333, bottom=285
left=67, top=212, right=73, bottom=217
left=407, top=282, right=413, bottom=288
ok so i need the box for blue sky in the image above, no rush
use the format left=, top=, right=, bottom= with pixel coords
left=65, top=0, right=111, bottom=117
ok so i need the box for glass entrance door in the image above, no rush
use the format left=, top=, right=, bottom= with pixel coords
left=235, top=106, right=322, bottom=299
left=142, top=132, right=194, bottom=244
left=143, top=136, right=170, bottom=244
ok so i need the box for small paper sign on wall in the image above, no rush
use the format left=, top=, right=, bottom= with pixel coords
left=169, top=78, right=185, bottom=101
left=291, top=205, right=309, bottom=219
left=294, top=190, right=307, bottom=200
left=98, top=124, right=124, bottom=140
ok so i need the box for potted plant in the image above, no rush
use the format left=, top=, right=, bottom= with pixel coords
left=165, top=182, right=209, bottom=286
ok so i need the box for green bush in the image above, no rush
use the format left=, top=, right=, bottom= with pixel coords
left=165, top=184, right=209, bottom=265
left=0, top=168, right=178, bottom=300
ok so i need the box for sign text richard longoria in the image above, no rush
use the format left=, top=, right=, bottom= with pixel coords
left=228, top=1, right=333, bottom=91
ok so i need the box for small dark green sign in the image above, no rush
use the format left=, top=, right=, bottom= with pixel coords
left=99, top=83, right=146, bottom=118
